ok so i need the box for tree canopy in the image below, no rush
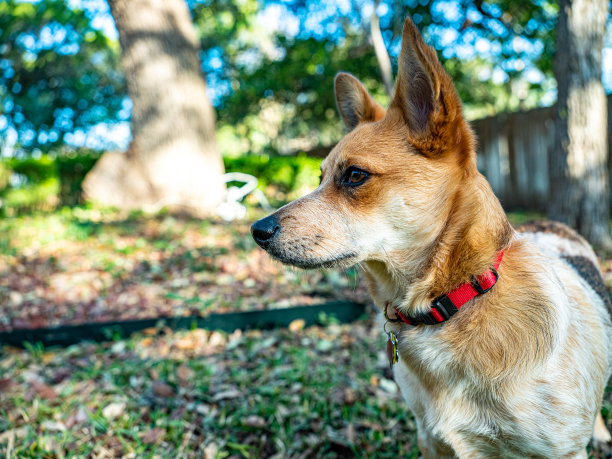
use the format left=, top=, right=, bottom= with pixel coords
left=1, top=0, right=604, bottom=157
left=0, top=0, right=125, bottom=155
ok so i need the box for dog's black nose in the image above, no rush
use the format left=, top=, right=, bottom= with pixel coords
left=251, top=215, right=280, bottom=247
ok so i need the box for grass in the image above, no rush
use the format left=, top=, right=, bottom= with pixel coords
left=0, top=206, right=370, bottom=331
left=1, top=319, right=611, bottom=458
left=3, top=206, right=612, bottom=458
left=0, top=320, right=419, bottom=458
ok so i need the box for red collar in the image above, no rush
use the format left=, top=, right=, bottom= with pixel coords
left=389, top=251, right=504, bottom=326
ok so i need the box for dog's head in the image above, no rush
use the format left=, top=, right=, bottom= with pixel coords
left=251, top=18, right=479, bottom=275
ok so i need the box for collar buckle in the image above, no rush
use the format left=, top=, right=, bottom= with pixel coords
left=433, top=294, right=458, bottom=320
left=471, top=266, right=499, bottom=294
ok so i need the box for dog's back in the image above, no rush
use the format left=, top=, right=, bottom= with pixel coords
left=517, top=221, right=612, bottom=449
left=517, top=220, right=612, bottom=316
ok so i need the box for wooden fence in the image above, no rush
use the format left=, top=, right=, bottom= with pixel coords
left=472, top=94, right=612, bottom=211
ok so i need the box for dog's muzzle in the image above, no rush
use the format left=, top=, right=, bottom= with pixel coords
left=251, top=215, right=280, bottom=248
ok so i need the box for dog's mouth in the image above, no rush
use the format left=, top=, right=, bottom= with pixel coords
left=251, top=214, right=359, bottom=269
left=266, top=247, right=358, bottom=269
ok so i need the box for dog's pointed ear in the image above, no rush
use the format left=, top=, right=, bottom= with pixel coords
left=391, top=18, right=468, bottom=152
left=335, top=72, right=385, bottom=131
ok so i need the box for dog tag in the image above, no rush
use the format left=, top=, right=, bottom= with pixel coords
left=387, top=331, right=399, bottom=368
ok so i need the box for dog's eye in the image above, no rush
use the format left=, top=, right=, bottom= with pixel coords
left=343, top=167, right=369, bottom=187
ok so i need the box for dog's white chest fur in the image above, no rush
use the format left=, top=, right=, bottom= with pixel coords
left=383, top=250, right=612, bottom=458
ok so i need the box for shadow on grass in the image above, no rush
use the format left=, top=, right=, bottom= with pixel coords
left=0, top=209, right=368, bottom=334
left=0, top=318, right=419, bottom=458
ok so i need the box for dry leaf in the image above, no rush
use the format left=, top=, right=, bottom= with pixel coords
left=102, top=401, right=126, bottom=420
left=41, top=420, right=66, bottom=432
left=140, top=427, right=165, bottom=444
left=343, top=388, right=357, bottom=405
left=66, top=406, right=89, bottom=428
left=0, top=378, right=15, bottom=392
left=379, top=378, right=398, bottom=394
left=0, top=426, right=28, bottom=443
left=153, top=381, right=174, bottom=398
left=243, top=415, right=266, bottom=428
left=208, top=331, right=226, bottom=347
left=177, top=363, right=194, bottom=384
left=175, top=337, right=197, bottom=350
left=212, top=389, right=241, bottom=401
left=204, top=442, right=218, bottom=459
left=289, top=319, right=306, bottom=332
left=346, top=423, right=356, bottom=445
left=31, top=381, right=58, bottom=400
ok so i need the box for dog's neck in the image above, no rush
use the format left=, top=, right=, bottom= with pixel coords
left=364, top=172, right=514, bottom=316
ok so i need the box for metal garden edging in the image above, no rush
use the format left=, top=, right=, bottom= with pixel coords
left=0, top=301, right=368, bottom=348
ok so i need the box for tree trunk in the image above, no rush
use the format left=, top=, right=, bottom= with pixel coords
left=370, top=0, right=393, bottom=97
left=83, top=0, right=225, bottom=216
left=548, top=0, right=611, bottom=247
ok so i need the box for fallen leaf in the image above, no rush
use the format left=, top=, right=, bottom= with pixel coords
left=208, top=331, right=226, bottom=347
left=212, top=389, right=241, bottom=401
left=343, top=388, right=357, bottom=405
left=66, top=406, right=89, bottom=428
left=102, top=401, right=126, bottom=420
left=379, top=378, right=398, bottom=394
left=42, top=420, right=66, bottom=432
left=346, top=423, right=356, bottom=445
left=0, top=426, right=28, bottom=443
left=0, top=378, right=15, bottom=392
left=195, top=404, right=213, bottom=415
left=31, top=381, right=58, bottom=400
left=177, top=363, right=194, bottom=385
left=243, top=415, right=266, bottom=428
left=41, top=352, right=57, bottom=364
left=315, top=339, right=333, bottom=352
left=153, top=381, right=174, bottom=398
left=175, top=336, right=197, bottom=350
left=204, top=442, right=218, bottom=459
left=111, top=341, right=126, bottom=354
left=289, top=319, right=305, bottom=332
left=51, top=367, right=73, bottom=384
left=140, top=427, right=165, bottom=444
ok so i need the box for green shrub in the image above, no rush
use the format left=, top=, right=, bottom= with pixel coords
left=0, top=152, right=321, bottom=215
left=8, top=155, right=57, bottom=182
left=224, top=154, right=321, bottom=201
left=57, top=151, right=101, bottom=206
left=0, top=156, right=60, bottom=216
left=0, top=150, right=100, bottom=215
left=1, top=177, right=60, bottom=215
left=0, top=161, right=11, bottom=190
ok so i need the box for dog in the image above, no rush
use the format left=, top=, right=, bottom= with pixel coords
left=251, top=17, right=612, bottom=458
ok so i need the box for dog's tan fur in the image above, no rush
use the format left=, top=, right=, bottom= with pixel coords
left=252, top=17, right=612, bottom=457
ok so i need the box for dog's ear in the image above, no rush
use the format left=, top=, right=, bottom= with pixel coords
left=391, top=18, right=471, bottom=156
left=334, top=72, right=385, bottom=131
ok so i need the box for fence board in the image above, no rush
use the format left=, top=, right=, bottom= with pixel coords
left=472, top=95, right=611, bottom=211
